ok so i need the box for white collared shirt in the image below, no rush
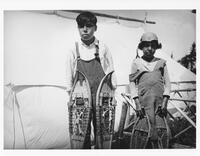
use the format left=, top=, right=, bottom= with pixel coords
left=65, top=38, right=117, bottom=92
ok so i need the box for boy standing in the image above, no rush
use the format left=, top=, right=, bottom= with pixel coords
left=66, top=11, right=117, bottom=149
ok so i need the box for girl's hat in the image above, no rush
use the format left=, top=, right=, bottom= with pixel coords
left=138, top=32, right=162, bottom=50
left=140, top=32, right=158, bottom=42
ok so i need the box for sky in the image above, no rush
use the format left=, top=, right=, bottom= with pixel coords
left=4, top=10, right=196, bottom=86
left=40, top=10, right=196, bottom=60
left=91, top=10, right=196, bottom=60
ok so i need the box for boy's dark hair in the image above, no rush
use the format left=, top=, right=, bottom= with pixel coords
left=76, top=11, right=97, bottom=26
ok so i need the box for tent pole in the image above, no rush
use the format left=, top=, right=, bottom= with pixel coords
left=62, top=10, right=156, bottom=24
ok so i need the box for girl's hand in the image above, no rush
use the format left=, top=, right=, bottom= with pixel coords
left=133, top=97, right=145, bottom=119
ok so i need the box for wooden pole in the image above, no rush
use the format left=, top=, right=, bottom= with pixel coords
left=169, top=98, right=196, bottom=103
left=62, top=10, right=156, bottom=24
left=174, top=125, right=193, bottom=138
left=169, top=101, right=196, bottom=128
left=171, top=88, right=196, bottom=92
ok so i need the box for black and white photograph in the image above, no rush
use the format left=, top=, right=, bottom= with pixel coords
left=2, top=0, right=198, bottom=152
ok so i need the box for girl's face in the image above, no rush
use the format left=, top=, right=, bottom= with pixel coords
left=142, top=41, right=157, bottom=59
left=78, top=23, right=96, bottom=41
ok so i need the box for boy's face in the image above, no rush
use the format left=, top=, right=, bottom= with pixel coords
left=78, top=23, right=96, bottom=41
left=142, top=41, right=157, bottom=59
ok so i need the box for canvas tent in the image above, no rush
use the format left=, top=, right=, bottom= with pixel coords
left=4, top=11, right=196, bottom=149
